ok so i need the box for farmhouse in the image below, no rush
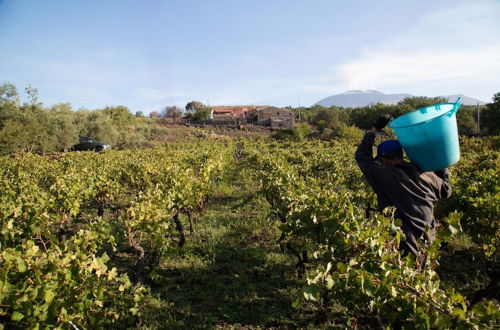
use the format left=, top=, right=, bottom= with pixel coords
left=210, top=105, right=295, bottom=129
left=210, top=106, right=265, bottom=124
left=256, top=107, right=295, bottom=129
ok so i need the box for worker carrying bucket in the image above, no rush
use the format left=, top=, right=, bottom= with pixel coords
left=388, top=98, right=462, bottom=171
left=355, top=98, right=461, bottom=258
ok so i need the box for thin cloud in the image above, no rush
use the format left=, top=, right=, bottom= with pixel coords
left=337, top=46, right=500, bottom=89
left=39, top=51, right=171, bottom=110
left=133, top=88, right=186, bottom=101
left=310, top=0, right=500, bottom=100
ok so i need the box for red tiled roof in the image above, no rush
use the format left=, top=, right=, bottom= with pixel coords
left=211, top=105, right=271, bottom=116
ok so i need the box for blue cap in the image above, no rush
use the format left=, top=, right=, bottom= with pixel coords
left=377, top=139, right=402, bottom=156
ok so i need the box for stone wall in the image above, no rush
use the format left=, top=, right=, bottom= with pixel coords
left=257, top=108, right=295, bottom=129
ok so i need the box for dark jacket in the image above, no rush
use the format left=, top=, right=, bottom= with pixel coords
left=355, top=132, right=452, bottom=255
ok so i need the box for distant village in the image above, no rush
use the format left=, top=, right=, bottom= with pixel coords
left=157, top=105, right=296, bottom=129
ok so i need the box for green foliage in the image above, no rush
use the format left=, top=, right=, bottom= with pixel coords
left=101, top=105, right=134, bottom=125
left=0, top=141, right=233, bottom=328
left=439, top=137, right=499, bottom=256
left=311, top=107, right=346, bottom=132
left=185, top=101, right=205, bottom=112
left=271, top=128, right=295, bottom=141
left=335, top=123, right=363, bottom=141
left=296, top=95, right=498, bottom=137
left=184, top=102, right=211, bottom=123
left=456, top=105, right=479, bottom=135
left=0, top=81, right=498, bottom=327
left=23, top=84, right=42, bottom=110
left=272, top=123, right=312, bottom=142
left=0, top=83, right=178, bottom=154
left=292, top=123, right=312, bottom=141
left=0, top=230, right=143, bottom=328
left=252, top=138, right=498, bottom=328
left=162, top=106, right=182, bottom=119
left=481, top=92, right=500, bottom=135
left=0, top=82, right=20, bottom=106
left=397, top=96, right=449, bottom=110
left=188, top=108, right=211, bottom=122
left=0, top=128, right=498, bottom=328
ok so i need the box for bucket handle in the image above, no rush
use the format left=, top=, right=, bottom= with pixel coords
left=447, top=97, right=462, bottom=117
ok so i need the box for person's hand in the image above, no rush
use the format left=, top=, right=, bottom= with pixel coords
left=373, top=114, right=393, bottom=130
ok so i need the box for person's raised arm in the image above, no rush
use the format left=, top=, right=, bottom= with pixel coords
left=355, top=128, right=376, bottom=168
left=355, top=115, right=392, bottom=172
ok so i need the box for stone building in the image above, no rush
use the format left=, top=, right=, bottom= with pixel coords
left=210, top=105, right=273, bottom=125
left=208, top=105, right=295, bottom=129
left=256, top=107, right=295, bottom=129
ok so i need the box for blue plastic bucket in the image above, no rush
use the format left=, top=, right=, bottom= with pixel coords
left=388, top=98, right=462, bottom=171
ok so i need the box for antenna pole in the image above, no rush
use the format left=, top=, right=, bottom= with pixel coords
left=298, top=97, right=301, bottom=121
left=476, top=102, right=480, bottom=134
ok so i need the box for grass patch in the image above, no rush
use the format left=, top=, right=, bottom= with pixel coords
left=137, top=161, right=331, bottom=328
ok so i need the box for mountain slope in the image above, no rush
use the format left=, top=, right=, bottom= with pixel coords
left=315, top=90, right=486, bottom=107
left=444, top=94, right=485, bottom=105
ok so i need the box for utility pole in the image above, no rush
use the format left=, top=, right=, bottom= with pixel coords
left=476, top=102, right=480, bottom=134
left=298, top=97, right=301, bottom=122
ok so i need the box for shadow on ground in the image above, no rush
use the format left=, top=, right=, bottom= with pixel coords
left=154, top=223, right=311, bottom=328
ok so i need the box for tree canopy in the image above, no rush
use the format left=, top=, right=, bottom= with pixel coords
left=184, top=101, right=211, bottom=122
left=296, top=96, right=497, bottom=135
left=481, top=92, right=500, bottom=135
left=0, top=82, right=162, bottom=154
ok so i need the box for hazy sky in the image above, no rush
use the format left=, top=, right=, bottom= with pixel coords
left=1, top=0, right=499, bottom=113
